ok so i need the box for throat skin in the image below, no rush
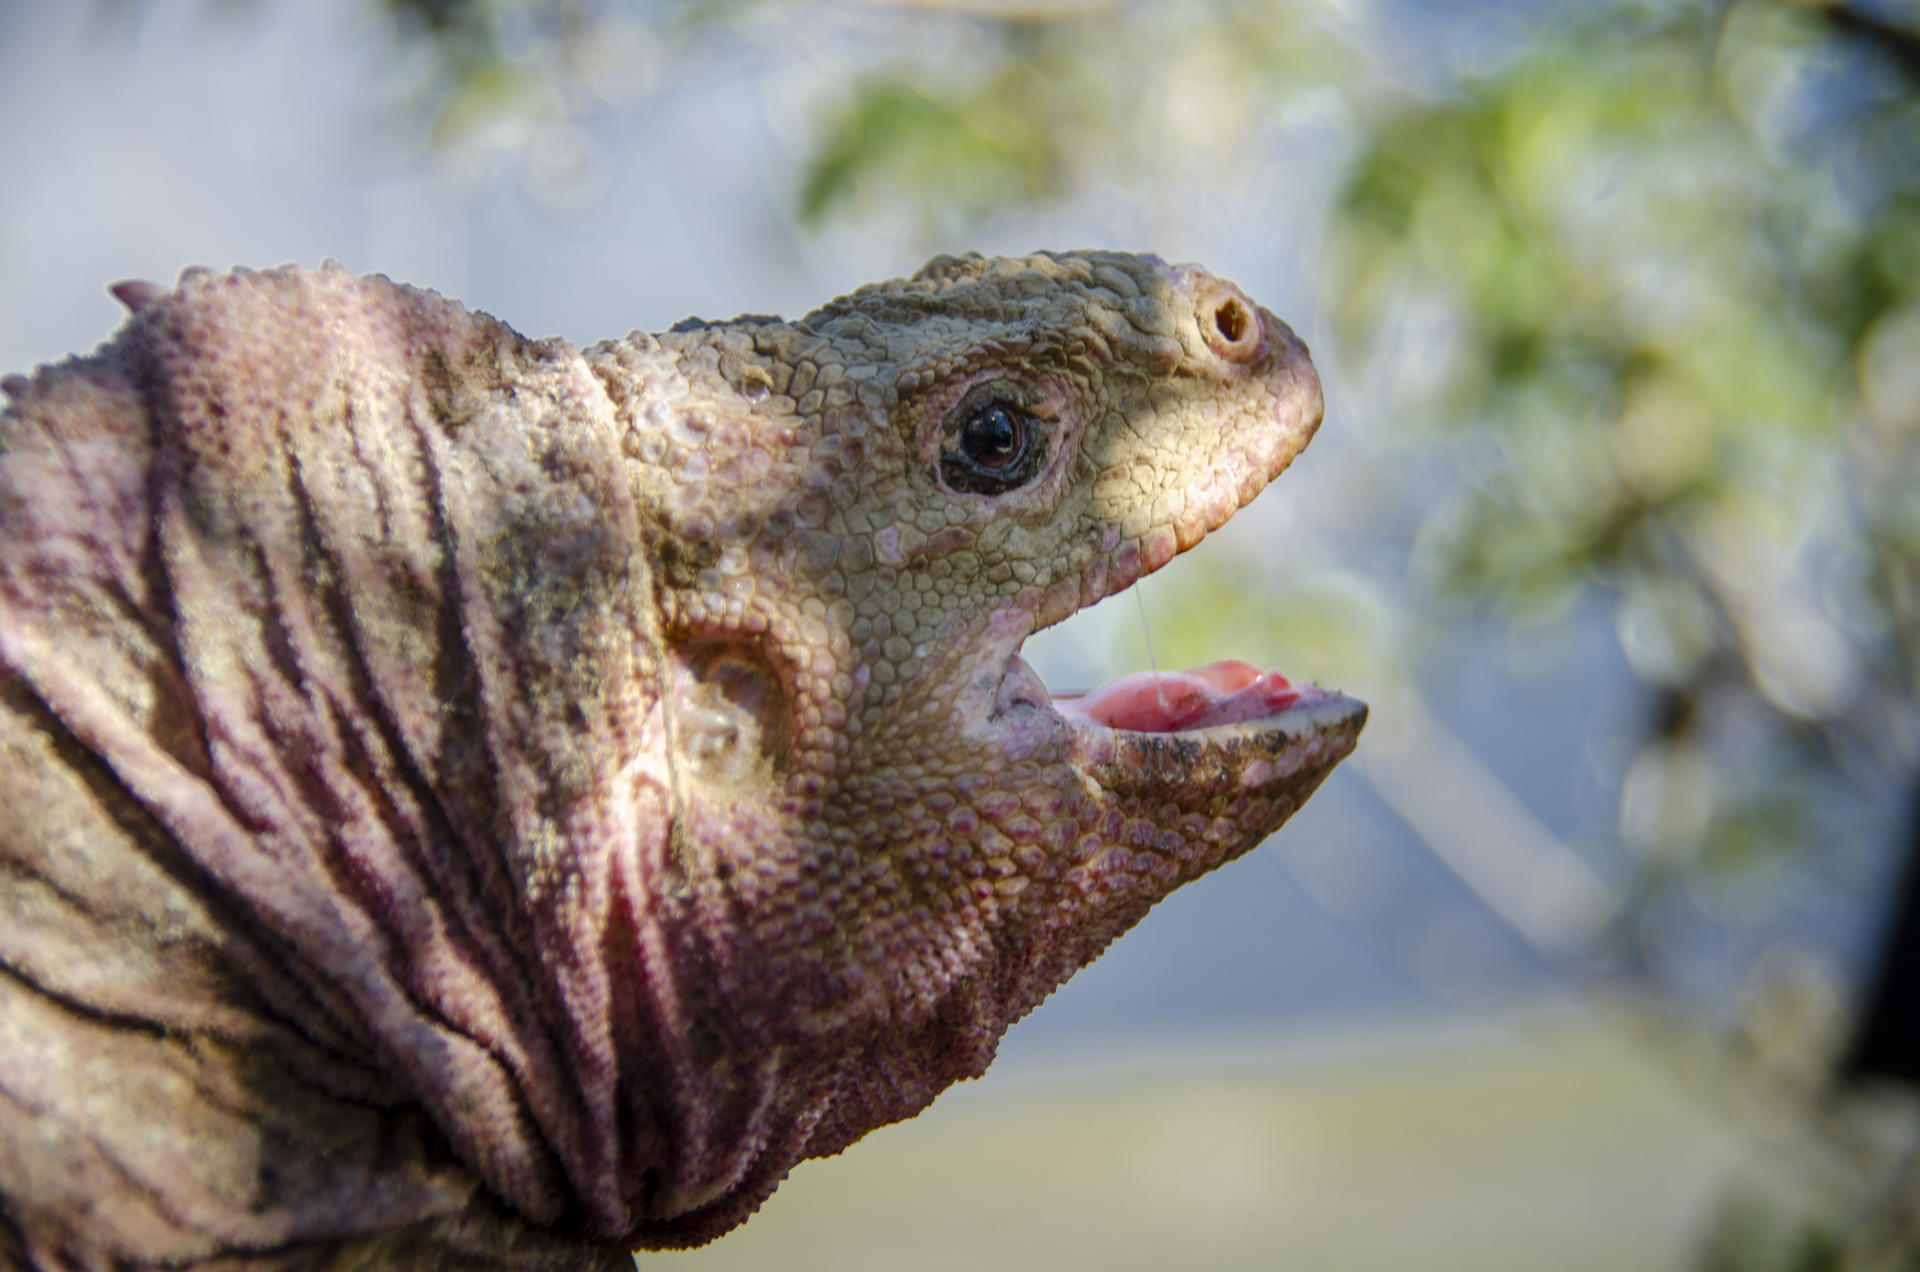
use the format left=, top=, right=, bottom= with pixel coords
left=0, top=252, right=1364, bottom=1269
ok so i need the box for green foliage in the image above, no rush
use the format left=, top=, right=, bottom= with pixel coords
left=786, top=0, right=1354, bottom=232
left=1319, top=15, right=1920, bottom=1249
left=797, top=59, right=1075, bottom=229
left=1331, top=0, right=1920, bottom=897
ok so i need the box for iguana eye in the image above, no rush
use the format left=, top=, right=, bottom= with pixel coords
left=940, top=383, right=1047, bottom=495
left=963, top=404, right=1026, bottom=470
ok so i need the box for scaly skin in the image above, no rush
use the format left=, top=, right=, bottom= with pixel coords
left=0, top=252, right=1363, bottom=1269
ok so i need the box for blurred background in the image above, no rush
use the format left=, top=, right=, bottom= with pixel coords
left=3, top=0, right=1917, bottom=1266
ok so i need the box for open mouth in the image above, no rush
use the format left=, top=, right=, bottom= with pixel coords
left=1052, top=659, right=1339, bottom=733
left=994, top=651, right=1356, bottom=739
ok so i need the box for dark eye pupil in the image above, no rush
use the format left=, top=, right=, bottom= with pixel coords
left=963, top=405, right=1024, bottom=470
left=939, top=384, right=1045, bottom=496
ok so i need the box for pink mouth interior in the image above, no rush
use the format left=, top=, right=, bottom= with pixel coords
left=1055, top=659, right=1320, bottom=733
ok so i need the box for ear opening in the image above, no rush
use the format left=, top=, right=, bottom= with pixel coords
left=665, top=638, right=793, bottom=792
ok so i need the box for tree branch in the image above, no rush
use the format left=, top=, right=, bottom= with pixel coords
left=1807, top=0, right=1920, bottom=83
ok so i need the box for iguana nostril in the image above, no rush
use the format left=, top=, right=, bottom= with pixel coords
left=1204, top=291, right=1260, bottom=361
left=1215, top=299, right=1246, bottom=342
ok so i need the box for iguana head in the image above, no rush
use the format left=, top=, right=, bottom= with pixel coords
left=601, top=250, right=1364, bottom=1241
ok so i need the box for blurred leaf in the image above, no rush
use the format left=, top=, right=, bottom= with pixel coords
left=797, top=68, right=1068, bottom=227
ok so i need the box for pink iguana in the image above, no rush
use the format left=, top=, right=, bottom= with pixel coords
left=0, top=252, right=1363, bottom=1269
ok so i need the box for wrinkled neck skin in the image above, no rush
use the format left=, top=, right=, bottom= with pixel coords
left=0, top=252, right=1360, bottom=1266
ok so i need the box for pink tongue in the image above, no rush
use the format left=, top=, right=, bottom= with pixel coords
left=1057, top=659, right=1303, bottom=732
